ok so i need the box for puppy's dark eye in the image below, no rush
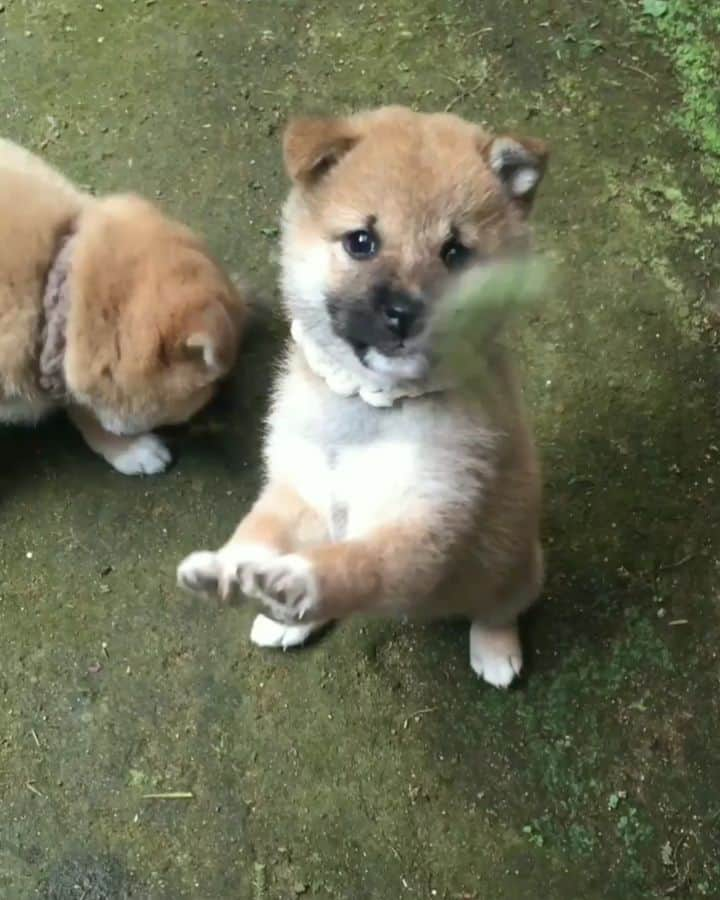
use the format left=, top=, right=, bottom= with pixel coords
left=441, top=238, right=473, bottom=270
left=342, top=229, right=380, bottom=260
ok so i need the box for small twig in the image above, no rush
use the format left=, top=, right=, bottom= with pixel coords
left=616, top=60, right=657, bottom=82
left=442, top=75, right=487, bottom=113
left=441, top=74, right=464, bottom=90
left=26, top=781, right=45, bottom=797
left=253, top=862, right=266, bottom=900
left=61, top=528, right=112, bottom=557
left=142, top=791, right=194, bottom=800
left=466, top=27, right=494, bottom=39
left=30, top=729, right=41, bottom=748
left=658, top=554, right=695, bottom=572
left=668, top=619, right=689, bottom=627
left=664, top=834, right=692, bottom=895
left=402, top=706, right=439, bottom=729
left=445, top=91, right=472, bottom=113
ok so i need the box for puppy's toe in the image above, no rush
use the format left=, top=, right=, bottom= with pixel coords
left=471, top=653, right=522, bottom=689
left=249, top=613, right=324, bottom=650
left=247, top=554, right=319, bottom=623
left=112, top=434, right=172, bottom=476
left=221, top=544, right=279, bottom=599
left=177, top=551, right=220, bottom=595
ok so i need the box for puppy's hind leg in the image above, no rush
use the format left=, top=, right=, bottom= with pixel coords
left=469, top=542, right=543, bottom=688
left=250, top=613, right=328, bottom=650
left=469, top=621, right=523, bottom=689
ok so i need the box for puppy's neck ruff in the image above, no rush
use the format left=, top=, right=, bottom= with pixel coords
left=38, top=228, right=76, bottom=400
left=290, top=319, right=451, bottom=408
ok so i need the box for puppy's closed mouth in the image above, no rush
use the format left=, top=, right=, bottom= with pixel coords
left=352, top=343, right=428, bottom=381
left=342, top=330, right=426, bottom=375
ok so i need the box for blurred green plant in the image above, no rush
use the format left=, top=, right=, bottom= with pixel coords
left=434, top=256, right=552, bottom=386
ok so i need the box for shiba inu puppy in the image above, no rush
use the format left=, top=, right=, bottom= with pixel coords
left=178, top=106, right=548, bottom=686
left=0, top=139, right=246, bottom=474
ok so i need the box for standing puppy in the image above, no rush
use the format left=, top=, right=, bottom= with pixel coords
left=0, top=139, right=247, bottom=474
left=178, top=107, right=547, bottom=686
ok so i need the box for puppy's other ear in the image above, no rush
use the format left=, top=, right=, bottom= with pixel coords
left=181, top=303, right=237, bottom=377
left=481, top=135, right=549, bottom=215
left=283, top=116, right=359, bottom=186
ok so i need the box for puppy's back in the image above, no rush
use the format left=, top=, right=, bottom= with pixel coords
left=0, top=141, right=87, bottom=395
left=0, top=139, right=84, bottom=198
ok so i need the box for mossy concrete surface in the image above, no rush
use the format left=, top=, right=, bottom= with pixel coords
left=1, top=1, right=719, bottom=898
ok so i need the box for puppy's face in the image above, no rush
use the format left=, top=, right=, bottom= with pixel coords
left=65, top=196, right=247, bottom=435
left=281, top=107, right=548, bottom=382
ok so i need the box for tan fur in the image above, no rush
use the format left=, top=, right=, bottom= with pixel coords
left=229, top=482, right=329, bottom=552
left=0, top=139, right=247, bottom=472
left=178, top=107, right=548, bottom=686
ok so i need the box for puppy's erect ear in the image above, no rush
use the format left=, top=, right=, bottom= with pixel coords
left=481, top=134, right=549, bottom=215
left=181, top=303, right=237, bottom=377
left=283, top=116, right=359, bottom=186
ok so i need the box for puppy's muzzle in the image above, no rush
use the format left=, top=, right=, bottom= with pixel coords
left=327, top=285, right=427, bottom=357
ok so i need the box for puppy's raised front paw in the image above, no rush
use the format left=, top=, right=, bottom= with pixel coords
left=177, top=543, right=277, bottom=602
left=242, top=554, right=319, bottom=623
left=112, top=434, right=171, bottom=476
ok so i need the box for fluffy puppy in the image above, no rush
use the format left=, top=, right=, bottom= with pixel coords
left=0, top=139, right=247, bottom=474
left=178, top=106, right=547, bottom=686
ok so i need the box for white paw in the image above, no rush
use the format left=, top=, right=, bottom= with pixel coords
left=249, top=613, right=325, bottom=649
left=358, top=380, right=431, bottom=408
left=324, top=367, right=362, bottom=398
left=177, top=543, right=276, bottom=601
left=469, top=622, right=523, bottom=688
left=472, top=653, right=522, bottom=689
left=111, top=433, right=171, bottom=476
left=291, top=319, right=362, bottom=397
left=242, top=553, right=319, bottom=623
left=358, top=385, right=399, bottom=408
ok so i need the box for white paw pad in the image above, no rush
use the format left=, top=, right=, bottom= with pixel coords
left=242, top=554, right=319, bottom=623
left=112, top=434, right=171, bottom=476
left=249, top=613, right=324, bottom=649
left=469, top=623, right=523, bottom=688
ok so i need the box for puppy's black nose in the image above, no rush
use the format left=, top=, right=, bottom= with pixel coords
left=378, top=292, right=424, bottom=340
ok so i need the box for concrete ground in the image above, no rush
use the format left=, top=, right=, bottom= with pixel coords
left=1, top=1, right=719, bottom=897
